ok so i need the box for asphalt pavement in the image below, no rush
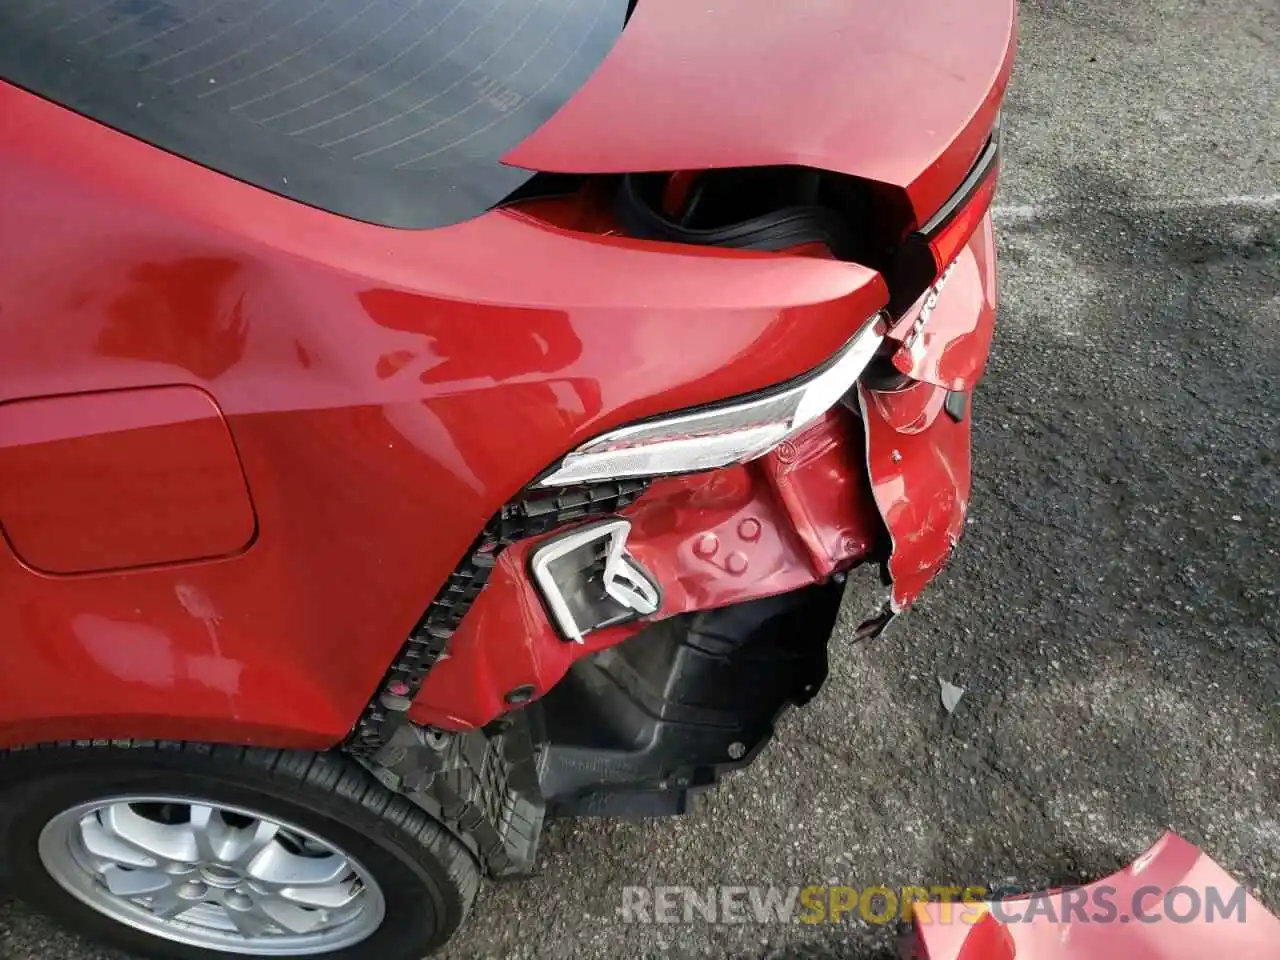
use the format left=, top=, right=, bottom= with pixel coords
left=3, top=0, right=1277, bottom=956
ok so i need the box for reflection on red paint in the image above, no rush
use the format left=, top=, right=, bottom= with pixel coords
left=0, top=81, right=890, bottom=748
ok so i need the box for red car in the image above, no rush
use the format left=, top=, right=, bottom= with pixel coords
left=0, top=1, right=1015, bottom=957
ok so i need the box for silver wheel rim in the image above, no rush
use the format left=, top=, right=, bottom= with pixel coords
left=38, top=795, right=386, bottom=956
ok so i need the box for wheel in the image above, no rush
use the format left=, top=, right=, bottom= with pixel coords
left=0, top=742, right=481, bottom=960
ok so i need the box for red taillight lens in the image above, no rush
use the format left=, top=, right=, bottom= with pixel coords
left=888, top=129, right=1001, bottom=314
left=923, top=160, right=999, bottom=273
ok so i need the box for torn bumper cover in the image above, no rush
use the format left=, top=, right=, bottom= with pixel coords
left=905, top=833, right=1280, bottom=960
left=863, top=211, right=998, bottom=612
left=410, top=211, right=999, bottom=732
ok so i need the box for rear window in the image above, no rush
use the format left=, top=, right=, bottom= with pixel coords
left=0, top=0, right=627, bottom=227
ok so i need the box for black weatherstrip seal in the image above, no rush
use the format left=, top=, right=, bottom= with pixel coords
left=0, top=0, right=627, bottom=228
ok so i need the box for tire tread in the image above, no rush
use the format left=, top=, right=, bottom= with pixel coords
left=0, top=739, right=480, bottom=959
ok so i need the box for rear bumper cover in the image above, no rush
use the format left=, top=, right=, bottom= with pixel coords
left=865, top=211, right=998, bottom=611
left=410, top=212, right=998, bottom=731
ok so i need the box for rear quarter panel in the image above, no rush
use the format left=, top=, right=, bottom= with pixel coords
left=0, top=84, right=886, bottom=747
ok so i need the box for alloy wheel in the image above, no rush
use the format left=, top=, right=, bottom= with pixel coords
left=37, top=795, right=385, bottom=956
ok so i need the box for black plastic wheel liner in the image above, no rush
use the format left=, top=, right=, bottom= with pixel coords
left=0, top=0, right=628, bottom=228
left=535, top=581, right=847, bottom=818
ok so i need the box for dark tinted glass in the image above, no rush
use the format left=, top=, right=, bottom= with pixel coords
left=0, top=0, right=626, bottom=227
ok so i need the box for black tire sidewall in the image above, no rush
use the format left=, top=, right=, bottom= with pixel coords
left=0, top=752, right=466, bottom=960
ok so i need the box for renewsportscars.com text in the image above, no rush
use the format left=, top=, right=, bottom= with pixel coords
left=618, top=883, right=1250, bottom=926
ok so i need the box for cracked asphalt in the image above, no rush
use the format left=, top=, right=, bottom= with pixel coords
left=3, top=0, right=1277, bottom=957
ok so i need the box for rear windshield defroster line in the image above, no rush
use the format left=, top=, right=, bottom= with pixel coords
left=0, top=0, right=627, bottom=228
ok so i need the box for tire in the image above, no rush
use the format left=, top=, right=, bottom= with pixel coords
left=0, top=742, right=481, bottom=960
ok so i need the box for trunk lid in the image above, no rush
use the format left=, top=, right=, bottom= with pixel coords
left=505, top=0, right=1017, bottom=224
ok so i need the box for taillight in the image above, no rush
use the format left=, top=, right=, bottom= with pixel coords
left=538, top=316, right=885, bottom=485
left=920, top=155, right=999, bottom=274
left=916, top=134, right=1001, bottom=273
left=889, top=122, right=1002, bottom=313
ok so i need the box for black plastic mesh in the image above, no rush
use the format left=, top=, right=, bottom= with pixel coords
left=347, top=478, right=648, bottom=758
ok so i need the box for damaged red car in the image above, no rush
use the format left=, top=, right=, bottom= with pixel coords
left=0, top=0, right=1016, bottom=956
